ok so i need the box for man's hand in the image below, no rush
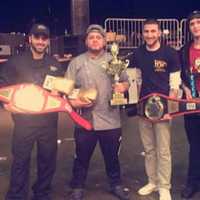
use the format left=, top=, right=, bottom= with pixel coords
left=69, top=98, right=93, bottom=108
left=51, top=90, right=60, bottom=96
left=183, top=86, right=192, bottom=100
left=163, top=113, right=172, bottom=120
left=3, top=103, right=23, bottom=113
left=112, top=82, right=129, bottom=93
left=169, top=89, right=179, bottom=99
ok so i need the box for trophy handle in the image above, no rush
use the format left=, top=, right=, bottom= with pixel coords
left=125, top=59, right=130, bottom=68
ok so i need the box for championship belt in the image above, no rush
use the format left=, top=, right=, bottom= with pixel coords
left=0, top=84, right=92, bottom=130
left=129, top=93, right=200, bottom=122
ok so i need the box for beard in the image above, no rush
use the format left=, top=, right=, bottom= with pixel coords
left=145, top=39, right=160, bottom=50
left=88, top=46, right=105, bottom=55
left=30, top=43, right=48, bottom=55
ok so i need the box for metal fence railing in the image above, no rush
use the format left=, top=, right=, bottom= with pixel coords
left=105, top=18, right=192, bottom=50
left=180, top=19, right=192, bottom=48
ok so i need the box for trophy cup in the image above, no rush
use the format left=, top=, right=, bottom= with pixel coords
left=106, top=42, right=129, bottom=106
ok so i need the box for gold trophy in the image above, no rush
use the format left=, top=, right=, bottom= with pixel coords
left=106, top=42, right=129, bottom=105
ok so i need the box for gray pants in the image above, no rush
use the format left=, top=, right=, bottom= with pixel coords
left=138, top=117, right=171, bottom=189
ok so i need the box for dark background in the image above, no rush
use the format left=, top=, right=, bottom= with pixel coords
left=0, top=0, right=199, bottom=35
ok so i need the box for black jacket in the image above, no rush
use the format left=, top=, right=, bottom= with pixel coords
left=179, top=41, right=193, bottom=88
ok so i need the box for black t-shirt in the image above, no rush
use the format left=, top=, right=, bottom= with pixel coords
left=0, top=50, right=64, bottom=127
left=131, top=45, right=180, bottom=98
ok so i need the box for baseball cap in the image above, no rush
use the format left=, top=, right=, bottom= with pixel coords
left=29, top=24, right=50, bottom=37
left=86, top=24, right=106, bottom=37
left=187, top=10, right=200, bottom=23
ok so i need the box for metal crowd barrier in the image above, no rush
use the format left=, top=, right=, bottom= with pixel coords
left=180, top=19, right=192, bottom=48
left=105, top=18, right=191, bottom=50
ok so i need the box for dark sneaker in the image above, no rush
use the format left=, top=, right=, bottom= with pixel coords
left=110, top=185, right=130, bottom=200
left=70, top=188, right=84, bottom=200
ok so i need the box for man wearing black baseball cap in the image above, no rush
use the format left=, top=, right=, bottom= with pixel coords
left=187, top=10, right=200, bottom=25
left=0, top=23, right=64, bottom=200
left=29, top=23, right=50, bottom=38
left=180, top=11, right=200, bottom=198
left=28, top=23, right=50, bottom=55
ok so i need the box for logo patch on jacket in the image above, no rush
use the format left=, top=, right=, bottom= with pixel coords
left=49, top=65, right=58, bottom=72
left=154, top=60, right=167, bottom=72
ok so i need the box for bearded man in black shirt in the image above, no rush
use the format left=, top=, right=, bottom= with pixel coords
left=0, top=24, right=64, bottom=200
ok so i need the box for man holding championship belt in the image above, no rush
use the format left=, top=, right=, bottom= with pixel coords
left=180, top=11, right=200, bottom=199
left=0, top=24, right=64, bottom=200
left=131, top=19, right=181, bottom=200
left=65, top=24, right=130, bottom=200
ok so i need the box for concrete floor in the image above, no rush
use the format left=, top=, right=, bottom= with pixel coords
left=0, top=108, right=200, bottom=200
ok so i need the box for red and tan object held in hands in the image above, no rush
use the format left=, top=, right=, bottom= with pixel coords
left=0, top=83, right=92, bottom=130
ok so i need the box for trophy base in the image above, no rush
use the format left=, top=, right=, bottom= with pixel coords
left=110, top=93, right=128, bottom=106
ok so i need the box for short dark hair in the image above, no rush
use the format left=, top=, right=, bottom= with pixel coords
left=143, top=18, right=161, bottom=30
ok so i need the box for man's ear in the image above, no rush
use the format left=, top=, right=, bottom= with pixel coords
left=103, top=38, right=107, bottom=47
left=28, top=36, right=31, bottom=43
left=85, top=37, right=88, bottom=47
left=47, top=38, right=50, bottom=46
left=158, top=29, right=162, bottom=37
